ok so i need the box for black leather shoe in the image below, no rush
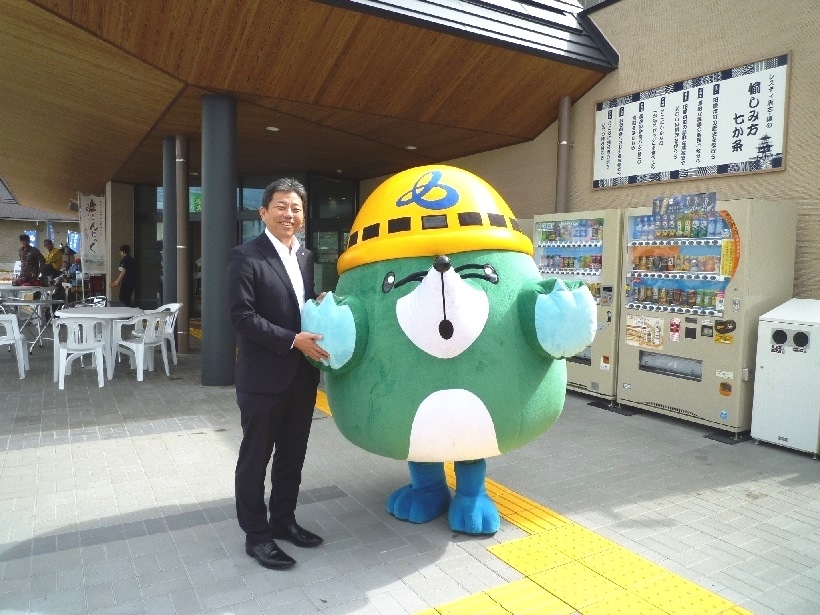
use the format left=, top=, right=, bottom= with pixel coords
left=271, top=522, right=323, bottom=548
left=245, top=539, right=296, bottom=569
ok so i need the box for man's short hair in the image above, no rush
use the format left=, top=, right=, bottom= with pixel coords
left=19, top=234, right=30, bottom=243
left=120, top=244, right=131, bottom=254
left=261, top=178, right=307, bottom=210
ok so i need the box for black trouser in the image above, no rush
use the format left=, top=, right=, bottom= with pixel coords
left=235, top=360, right=317, bottom=545
left=119, top=283, right=135, bottom=307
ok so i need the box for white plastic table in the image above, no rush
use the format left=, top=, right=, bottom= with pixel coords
left=54, top=306, right=144, bottom=379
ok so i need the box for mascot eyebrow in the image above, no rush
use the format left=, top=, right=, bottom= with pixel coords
left=382, top=263, right=499, bottom=293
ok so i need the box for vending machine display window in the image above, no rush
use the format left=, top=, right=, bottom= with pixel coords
left=624, top=192, right=735, bottom=318
left=534, top=218, right=605, bottom=303
left=533, top=210, right=624, bottom=402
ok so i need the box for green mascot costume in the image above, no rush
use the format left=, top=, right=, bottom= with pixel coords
left=302, top=165, right=596, bottom=534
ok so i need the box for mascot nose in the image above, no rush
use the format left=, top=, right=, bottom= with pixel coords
left=432, top=256, right=455, bottom=340
left=433, top=255, right=451, bottom=273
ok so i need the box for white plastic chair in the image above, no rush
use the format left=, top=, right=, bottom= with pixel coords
left=128, top=303, right=182, bottom=366
left=52, top=317, right=106, bottom=389
left=158, top=303, right=182, bottom=365
left=113, top=313, right=169, bottom=381
left=0, top=314, right=29, bottom=378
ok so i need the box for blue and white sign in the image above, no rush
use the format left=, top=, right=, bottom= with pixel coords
left=593, top=55, right=789, bottom=189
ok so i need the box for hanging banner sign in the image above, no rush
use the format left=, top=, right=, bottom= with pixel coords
left=78, top=193, right=106, bottom=274
left=593, top=54, right=789, bottom=189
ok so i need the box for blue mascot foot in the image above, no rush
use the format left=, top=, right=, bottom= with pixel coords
left=387, top=461, right=451, bottom=524
left=448, top=459, right=500, bottom=535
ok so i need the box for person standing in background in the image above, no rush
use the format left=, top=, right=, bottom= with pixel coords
left=15, top=234, right=45, bottom=285
left=110, top=244, right=136, bottom=307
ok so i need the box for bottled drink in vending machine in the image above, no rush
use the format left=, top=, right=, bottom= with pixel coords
left=706, top=212, right=717, bottom=237
left=634, top=217, right=643, bottom=240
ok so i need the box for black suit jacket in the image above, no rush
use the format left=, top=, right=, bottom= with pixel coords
left=227, top=233, right=319, bottom=394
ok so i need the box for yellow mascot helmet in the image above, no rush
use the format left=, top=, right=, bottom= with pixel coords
left=338, top=165, right=533, bottom=274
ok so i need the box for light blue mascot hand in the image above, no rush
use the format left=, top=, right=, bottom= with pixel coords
left=518, top=278, right=597, bottom=359
left=301, top=291, right=368, bottom=373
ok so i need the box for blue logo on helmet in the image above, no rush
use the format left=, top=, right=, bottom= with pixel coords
left=396, top=171, right=459, bottom=211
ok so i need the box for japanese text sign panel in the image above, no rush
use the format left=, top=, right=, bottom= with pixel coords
left=593, top=55, right=789, bottom=189
left=79, top=193, right=106, bottom=274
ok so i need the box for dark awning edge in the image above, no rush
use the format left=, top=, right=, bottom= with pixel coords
left=318, top=0, right=619, bottom=73
left=0, top=174, right=78, bottom=221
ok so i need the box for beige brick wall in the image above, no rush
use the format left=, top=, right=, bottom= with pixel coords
left=362, top=0, right=820, bottom=299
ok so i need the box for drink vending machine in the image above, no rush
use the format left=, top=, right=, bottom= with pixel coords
left=533, top=209, right=624, bottom=401
left=616, top=196, right=797, bottom=433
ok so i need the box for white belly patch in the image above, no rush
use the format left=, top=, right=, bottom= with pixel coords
left=407, top=389, right=501, bottom=462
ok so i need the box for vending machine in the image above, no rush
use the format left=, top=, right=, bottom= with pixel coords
left=616, top=195, right=797, bottom=433
left=533, top=209, right=624, bottom=401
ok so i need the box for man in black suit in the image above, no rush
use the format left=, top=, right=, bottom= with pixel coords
left=227, top=178, right=330, bottom=570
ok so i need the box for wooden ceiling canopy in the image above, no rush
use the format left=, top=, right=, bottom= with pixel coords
left=1, top=0, right=615, bottom=214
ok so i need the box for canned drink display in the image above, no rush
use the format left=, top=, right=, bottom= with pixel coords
left=687, top=289, right=698, bottom=307
left=706, top=255, right=715, bottom=272
left=672, top=288, right=683, bottom=305
left=657, top=255, right=667, bottom=271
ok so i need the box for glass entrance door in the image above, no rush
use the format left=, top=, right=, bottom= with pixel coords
left=308, top=176, right=356, bottom=291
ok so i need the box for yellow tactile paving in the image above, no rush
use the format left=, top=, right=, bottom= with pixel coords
left=579, top=548, right=671, bottom=590
left=488, top=534, right=573, bottom=576
left=486, top=578, right=575, bottom=615
left=540, top=523, right=619, bottom=560
left=580, top=591, right=669, bottom=615
left=436, top=592, right=510, bottom=614
left=530, top=560, right=627, bottom=609
left=313, top=389, right=747, bottom=615
left=315, top=389, right=331, bottom=415
left=418, top=468, right=750, bottom=615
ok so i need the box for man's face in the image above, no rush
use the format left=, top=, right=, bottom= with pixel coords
left=260, top=190, right=304, bottom=245
left=20, top=240, right=29, bottom=251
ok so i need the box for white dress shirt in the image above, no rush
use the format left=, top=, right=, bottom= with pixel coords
left=265, top=229, right=306, bottom=310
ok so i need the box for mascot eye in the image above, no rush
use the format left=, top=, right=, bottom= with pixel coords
left=385, top=270, right=427, bottom=293
left=382, top=272, right=396, bottom=293
left=455, top=263, right=499, bottom=284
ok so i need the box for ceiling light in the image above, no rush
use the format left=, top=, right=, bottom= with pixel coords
left=265, top=126, right=279, bottom=132
left=336, top=169, right=343, bottom=174
left=405, top=145, right=417, bottom=150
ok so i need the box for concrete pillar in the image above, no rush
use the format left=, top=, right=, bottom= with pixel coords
left=200, top=94, right=236, bottom=386
left=162, top=137, right=177, bottom=305
left=555, top=96, right=572, bottom=213
left=175, top=136, right=190, bottom=354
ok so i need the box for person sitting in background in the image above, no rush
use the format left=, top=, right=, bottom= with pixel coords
left=60, top=243, right=76, bottom=271
left=68, top=257, right=82, bottom=281
left=41, top=239, right=63, bottom=283
left=13, top=234, right=45, bottom=286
